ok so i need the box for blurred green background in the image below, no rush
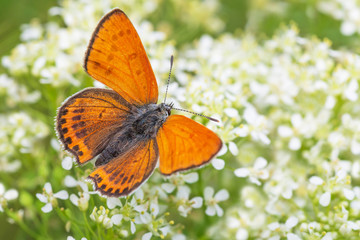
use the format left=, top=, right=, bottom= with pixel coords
left=0, top=0, right=57, bottom=57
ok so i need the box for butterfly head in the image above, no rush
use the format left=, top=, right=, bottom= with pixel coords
left=161, top=102, right=173, bottom=116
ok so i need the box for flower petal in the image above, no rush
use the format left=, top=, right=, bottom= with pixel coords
left=130, top=221, right=136, bottom=234
left=150, top=201, right=159, bottom=216
left=235, top=228, right=249, bottom=240
left=36, top=193, right=48, bottom=203
left=309, top=176, right=324, bottom=185
left=288, top=137, right=301, bottom=151
left=177, top=186, right=190, bottom=200
left=212, top=158, right=225, bottom=170
left=54, top=190, right=69, bottom=200
left=0, top=183, right=5, bottom=195
left=215, top=204, right=224, bottom=217
left=204, top=187, right=214, bottom=200
left=107, top=197, right=121, bottom=209
left=184, top=172, right=199, bottom=183
left=287, top=233, right=301, bottom=240
left=4, top=189, right=18, bottom=200
left=142, top=232, right=152, bottom=240
left=162, top=183, right=176, bottom=193
left=214, top=189, right=229, bottom=201
left=64, top=175, right=78, bottom=187
left=234, top=168, right=250, bottom=178
left=41, top=203, right=53, bottom=213
left=254, top=157, right=267, bottom=169
left=229, top=142, right=239, bottom=156
left=319, top=191, right=331, bottom=207
left=205, top=206, right=216, bottom=216
left=344, top=188, right=355, bottom=200
left=61, top=156, right=73, bottom=170
left=44, top=182, right=52, bottom=193
left=285, top=216, right=298, bottom=229
left=111, top=214, right=123, bottom=225
left=191, top=197, right=203, bottom=208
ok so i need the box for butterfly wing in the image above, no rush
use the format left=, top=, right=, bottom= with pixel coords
left=88, top=139, right=158, bottom=197
left=157, top=115, right=222, bottom=175
left=56, top=88, right=131, bottom=164
left=84, top=8, right=158, bottom=105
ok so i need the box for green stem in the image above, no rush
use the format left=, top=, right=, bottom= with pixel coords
left=96, top=223, right=102, bottom=240
left=83, top=210, right=97, bottom=239
left=5, top=209, right=42, bottom=239
left=55, top=208, right=85, bottom=237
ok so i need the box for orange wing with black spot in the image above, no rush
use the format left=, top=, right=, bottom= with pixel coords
left=84, top=8, right=158, bottom=105
left=56, top=88, right=131, bottom=164
left=88, top=139, right=158, bottom=196
left=157, top=115, right=222, bottom=175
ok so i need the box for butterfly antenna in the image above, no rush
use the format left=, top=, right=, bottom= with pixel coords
left=163, top=56, right=219, bottom=123
left=163, top=55, right=174, bottom=104
left=172, top=107, right=219, bottom=123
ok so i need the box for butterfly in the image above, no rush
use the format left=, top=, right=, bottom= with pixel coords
left=56, top=8, right=222, bottom=197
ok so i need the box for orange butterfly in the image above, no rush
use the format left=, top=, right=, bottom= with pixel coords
left=56, top=8, right=222, bottom=197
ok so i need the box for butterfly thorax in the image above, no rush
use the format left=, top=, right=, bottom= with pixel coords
left=131, top=103, right=171, bottom=139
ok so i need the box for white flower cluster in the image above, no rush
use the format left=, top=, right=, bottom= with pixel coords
left=0, top=74, right=41, bottom=106
left=1, top=0, right=227, bottom=238
left=317, top=0, right=360, bottom=35
left=0, top=112, right=49, bottom=173
left=174, top=25, right=360, bottom=238
left=0, top=183, right=19, bottom=212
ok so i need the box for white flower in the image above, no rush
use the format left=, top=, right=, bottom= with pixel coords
left=228, top=141, right=239, bottom=156
left=107, top=197, right=122, bottom=210
left=319, top=191, right=331, bottom=207
left=204, top=187, right=229, bottom=217
left=142, top=232, right=152, bottom=240
left=268, top=222, right=280, bottom=231
left=61, top=156, right=73, bottom=170
left=90, top=206, right=112, bottom=229
left=0, top=183, right=19, bottom=212
left=234, top=157, right=269, bottom=185
left=161, top=172, right=199, bottom=193
left=285, top=216, right=298, bottom=229
left=287, top=233, right=301, bottom=240
left=36, top=182, right=68, bottom=213
left=309, top=176, right=324, bottom=185
left=211, top=158, right=225, bottom=170
left=69, top=181, right=90, bottom=211
left=236, top=228, right=249, bottom=240
left=65, top=177, right=93, bottom=211
left=67, top=237, right=87, bottom=240
left=243, top=105, right=271, bottom=145
left=134, top=203, right=152, bottom=224
left=343, top=188, right=355, bottom=200
left=321, top=232, right=333, bottom=240
left=176, top=186, right=203, bottom=217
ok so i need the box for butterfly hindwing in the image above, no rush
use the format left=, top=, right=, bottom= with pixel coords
left=84, top=9, right=158, bottom=105
left=56, top=88, right=131, bottom=164
left=88, top=139, right=159, bottom=197
left=157, top=115, right=222, bottom=175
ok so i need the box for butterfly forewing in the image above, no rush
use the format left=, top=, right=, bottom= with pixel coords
left=88, top=139, right=159, bottom=197
left=84, top=9, right=158, bottom=105
left=157, top=115, right=222, bottom=175
left=56, top=88, right=131, bottom=164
